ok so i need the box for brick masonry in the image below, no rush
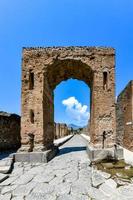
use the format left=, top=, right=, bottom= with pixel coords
left=20, top=46, right=116, bottom=152
left=116, top=81, right=133, bottom=150
left=0, top=112, right=21, bottom=151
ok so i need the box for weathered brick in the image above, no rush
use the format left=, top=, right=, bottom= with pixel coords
left=20, top=47, right=116, bottom=151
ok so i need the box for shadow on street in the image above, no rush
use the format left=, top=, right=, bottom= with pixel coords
left=57, top=146, right=86, bottom=156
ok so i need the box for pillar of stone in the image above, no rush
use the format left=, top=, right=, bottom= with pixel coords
left=89, top=61, right=116, bottom=149
left=20, top=58, right=45, bottom=152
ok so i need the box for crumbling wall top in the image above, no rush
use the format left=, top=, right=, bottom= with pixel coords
left=0, top=111, right=20, bottom=119
left=22, top=46, right=115, bottom=55
left=117, top=80, right=133, bottom=101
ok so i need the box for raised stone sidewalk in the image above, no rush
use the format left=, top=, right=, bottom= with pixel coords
left=0, top=135, right=133, bottom=199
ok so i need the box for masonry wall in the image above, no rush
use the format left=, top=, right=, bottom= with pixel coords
left=82, top=126, right=89, bottom=135
left=0, top=112, right=21, bottom=151
left=21, top=47, right=116, bottom=151
left=116, top=81, right=133, bottom=150
left=54, top=123, right=71, bottom=139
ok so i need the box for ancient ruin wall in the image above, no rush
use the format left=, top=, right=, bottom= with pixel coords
left=116, top=81, right=133, bottom=150
left=54, top=123, right=71, bottom=139
left=0, top=112, right=21, bottom=151
left=21, top=47, right=116, bottom=151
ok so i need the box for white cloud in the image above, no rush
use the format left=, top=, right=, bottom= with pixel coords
left=62, top=97, right=90, bottom=126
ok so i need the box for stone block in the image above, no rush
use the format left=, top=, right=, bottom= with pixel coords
left=14, top=146, right=59, bottom=163
left=14, top=153, right=30, bottom=162
left=92, top=170, right=106, bottom=187
left=30, top=152, right=45, bottom=163
left=115, top=146, right=124, bottom=160
left=46, top=147, right=59, bottom=162
left=87, top=145, right=123, bottom=162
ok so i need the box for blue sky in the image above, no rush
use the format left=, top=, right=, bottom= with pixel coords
left=0, top=0, right=133, bottom=126
left=54, top=79, right=90, bottom=126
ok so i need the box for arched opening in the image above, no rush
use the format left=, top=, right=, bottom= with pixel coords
left=46, top=59, right=93, bottom=89
left=54, top=79, right=90, bottom=139
left=43, top=59, right=93, bottom=149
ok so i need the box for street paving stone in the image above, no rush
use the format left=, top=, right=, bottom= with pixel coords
left=0, top=135, right=133, bottom=199
left=92, top=170, right=106, bottom=187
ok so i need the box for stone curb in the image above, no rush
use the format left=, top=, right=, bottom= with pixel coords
left=55, top=135, right=74, bottom=148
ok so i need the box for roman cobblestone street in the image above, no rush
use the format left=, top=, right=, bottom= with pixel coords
left=0, top=135, right=133, bottom=200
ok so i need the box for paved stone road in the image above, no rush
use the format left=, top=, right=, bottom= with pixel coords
left=0, top=135, right=133, bottom=200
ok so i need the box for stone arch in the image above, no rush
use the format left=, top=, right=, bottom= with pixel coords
left=45, top=59, right=93, bottom=89
left=42, top=59, right=93, bottom=150
left=20, top=47, right=116, bottom=152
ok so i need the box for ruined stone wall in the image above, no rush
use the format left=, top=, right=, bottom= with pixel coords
left=0, top=112, right=21, bottom=151
left=116, top=81, right=133, bottom=150
left=81, top=121, right=90, bottom=136
left=54, top=123, right=71, bottom=139
left=82, top=126, right=89, bottom=135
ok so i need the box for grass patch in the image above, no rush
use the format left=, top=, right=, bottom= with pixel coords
left=96, top=160, right=133, bottom=179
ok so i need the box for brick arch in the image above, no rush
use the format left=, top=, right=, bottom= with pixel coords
left=45, top=59, right=93, bottom=90
left=20, top=47, right=116, bottom=152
